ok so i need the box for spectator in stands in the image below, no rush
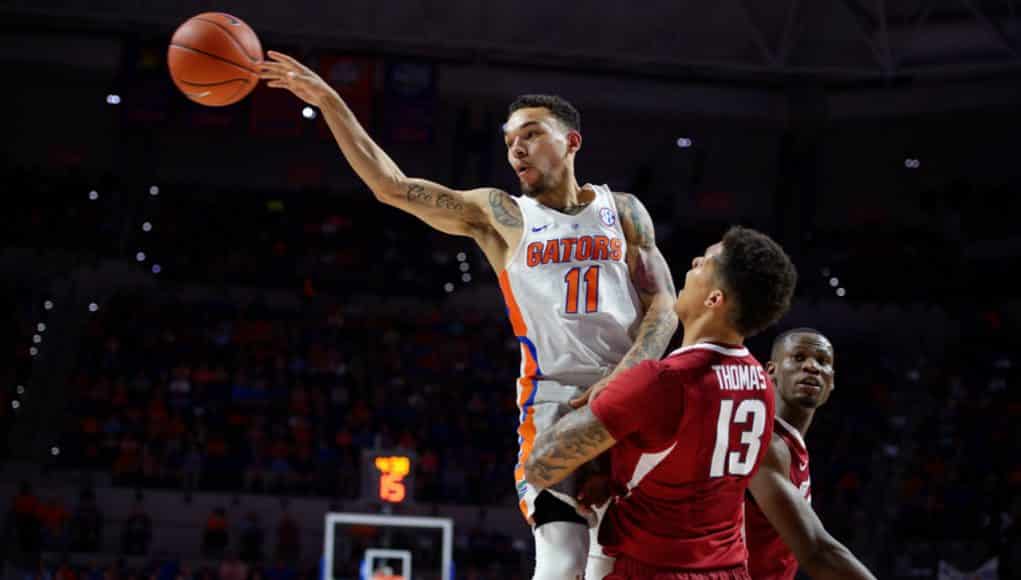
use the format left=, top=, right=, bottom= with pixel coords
left=201, top=508, right=229, bottom=559
left=40, top=496, right=70, bottom=550
left=239, top=511, right=265, bottom=564
left=70, top=487, right=103, bottom=552
left=5, top=481, right=43, bottom=579
left=217, top=550, right=248, bottom=580
left=120, top=496, right=152, bottom=556
left=265, top=558, right=296, bottom=580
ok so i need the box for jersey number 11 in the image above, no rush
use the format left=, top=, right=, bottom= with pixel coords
left=564, top=266, right=600, bottom=314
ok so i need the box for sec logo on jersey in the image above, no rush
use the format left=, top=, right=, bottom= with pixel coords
left=600, top=207, right=617, bottom=226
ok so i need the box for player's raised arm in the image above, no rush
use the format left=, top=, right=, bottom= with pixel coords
left=748, top=436, right=877, bottom=580
left=260, top=51, right=518, bottom=239
left=572, top=194, right=678, bottom=407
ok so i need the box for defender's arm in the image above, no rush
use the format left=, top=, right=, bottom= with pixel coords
left=748, top=436, right=877, bottom=580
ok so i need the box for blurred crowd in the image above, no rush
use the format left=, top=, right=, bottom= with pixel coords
left=61, top=294, right=520, bottom=506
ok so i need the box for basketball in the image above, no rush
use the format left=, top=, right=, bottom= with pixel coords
left=167, top=12, right=263, bottom=107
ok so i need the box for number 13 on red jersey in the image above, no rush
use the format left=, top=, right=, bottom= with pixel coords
left=710, top=399, right=768, bottom=478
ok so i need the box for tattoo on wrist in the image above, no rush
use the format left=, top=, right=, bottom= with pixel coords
left=488, top=189, right=522, bottom=227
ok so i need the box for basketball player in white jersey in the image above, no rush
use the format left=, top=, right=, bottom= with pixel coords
left=261, top=52, right=678, bottom=579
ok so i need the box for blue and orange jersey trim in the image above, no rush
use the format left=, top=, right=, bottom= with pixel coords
left=498, top=270, right=542, bottom=518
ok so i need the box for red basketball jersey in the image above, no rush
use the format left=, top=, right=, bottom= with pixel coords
left=590, top=342, right=775, bottom=571
left=744, top=417, right=812, bottom=580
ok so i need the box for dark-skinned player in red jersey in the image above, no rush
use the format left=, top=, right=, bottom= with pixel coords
left=744, top=328, right=876, bottom=580
left=524, top=226, right=798, bottom=579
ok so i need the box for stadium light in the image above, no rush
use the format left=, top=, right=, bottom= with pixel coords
left=676, top=137, right=693, bottom=148
left=106, top=94, right=121, bottom=105
left=462, top=273, right=472, bottom=283
left=302, top=106, right=317, bottom=120
left=136, top=251, right=146, bottom=262
left=149, top=185, right=160, bottom=196
left=443, top=283, right=454, bottom=293
left=88, top=190, right=99, bottom=200
left=88, top=302, right=98, bottom=312
left=829, top=277, right=839, bottom=287
left=142, top=222, right=152, bottom=232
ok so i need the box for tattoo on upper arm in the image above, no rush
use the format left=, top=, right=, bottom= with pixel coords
left=488, top=189, right=522, bottom=227
left=626, top=195, right=654, bottom=248
left=435, top=192, right=464, bottom=212
left=407, top=184, right=466, bottom=214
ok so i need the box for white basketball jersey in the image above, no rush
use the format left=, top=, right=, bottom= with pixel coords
left=498, top=184, right=642, bottom=388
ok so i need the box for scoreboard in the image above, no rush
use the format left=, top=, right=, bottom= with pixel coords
left=362, top=450, right=416, bottom=504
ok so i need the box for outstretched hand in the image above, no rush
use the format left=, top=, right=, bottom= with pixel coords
left=259, top=51, right=337, bottom=108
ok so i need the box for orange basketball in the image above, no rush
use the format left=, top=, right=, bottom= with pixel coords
left=167, top=12, right=263, bottom=107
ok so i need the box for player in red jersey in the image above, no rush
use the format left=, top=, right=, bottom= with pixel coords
left=744, top=328, right=876, bottom=580
left=524, top=226, right=798, bottom=579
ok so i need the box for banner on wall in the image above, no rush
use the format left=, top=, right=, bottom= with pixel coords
left=382, top=61, right=435, bottom=144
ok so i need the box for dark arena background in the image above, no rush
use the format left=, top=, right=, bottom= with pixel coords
left=1, top=1, right=1019, bottom=579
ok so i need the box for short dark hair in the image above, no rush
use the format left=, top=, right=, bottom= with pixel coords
left=508, top=94, right=581, bottom=132
left=771, top=327, right=827, bottom=361
left=716, top=226, right=797, bottom=337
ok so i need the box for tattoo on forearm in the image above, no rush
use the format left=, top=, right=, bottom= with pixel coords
left=526, top=408, right=611, bottom=486
left=620, top=309, right=676, bottom=368
left=527, top=457, right=568, bottom=484
left=488, top=189, right=522, bottom=227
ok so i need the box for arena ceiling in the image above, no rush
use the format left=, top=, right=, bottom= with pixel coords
left=2, top=0, right=1020, bottom=117
left=4, top=0, right=1020, bottom=81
